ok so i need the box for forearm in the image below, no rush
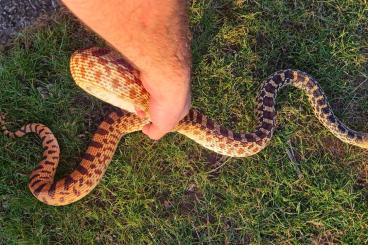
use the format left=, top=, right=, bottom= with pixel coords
left=62, top=0, right=191, bottom=88
left=62, top=0, right=192, bottom=139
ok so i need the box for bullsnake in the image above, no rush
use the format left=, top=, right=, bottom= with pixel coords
left=1, top=47, right=367, bottom=206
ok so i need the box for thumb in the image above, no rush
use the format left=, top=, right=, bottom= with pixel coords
left=142, top=123, right=168, bottom=140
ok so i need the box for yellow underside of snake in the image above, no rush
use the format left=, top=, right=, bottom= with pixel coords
left=1, top=47, right=367, bottom=206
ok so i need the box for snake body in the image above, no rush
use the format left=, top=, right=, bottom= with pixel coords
left=1, top=47, right=367, bottom=206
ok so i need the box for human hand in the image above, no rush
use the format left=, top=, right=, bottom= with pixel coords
left=138, top=68, right=191, bottom=140
left=62, top=0, right=192, bottom=139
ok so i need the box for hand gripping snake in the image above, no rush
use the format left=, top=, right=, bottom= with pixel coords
left=1, top=47, right=368, bottom=206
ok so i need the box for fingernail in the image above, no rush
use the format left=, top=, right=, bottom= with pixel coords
left=142, top=124, right=149, bottom=134
left=135, top=106, right=146, bottom=119
left=142, top=124, right=162, bottom=140
left=137, top=110, right=146, bottom=119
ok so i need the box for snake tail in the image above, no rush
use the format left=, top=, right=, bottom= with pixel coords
left=1, top=111, right=148, bottom=206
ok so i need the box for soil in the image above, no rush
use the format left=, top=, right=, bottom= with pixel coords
left=0, top=0, right=59, bottom=45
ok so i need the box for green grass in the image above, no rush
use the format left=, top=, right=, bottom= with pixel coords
left=0, top=0, right=367, bottom=243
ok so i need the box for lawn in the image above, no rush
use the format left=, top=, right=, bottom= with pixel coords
left=0, top=0, right=367, bottom=243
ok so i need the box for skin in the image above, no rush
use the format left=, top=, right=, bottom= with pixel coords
left=62, top=0, right=192, bottom=140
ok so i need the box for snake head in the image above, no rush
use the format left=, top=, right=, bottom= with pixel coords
left=70, top=47, right=150, bottom=116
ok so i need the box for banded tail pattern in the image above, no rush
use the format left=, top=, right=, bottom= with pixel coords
left=1, top=111, right=148, bottom=206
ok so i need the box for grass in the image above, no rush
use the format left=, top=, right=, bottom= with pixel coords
left=0, top=0, right=367, bottom=243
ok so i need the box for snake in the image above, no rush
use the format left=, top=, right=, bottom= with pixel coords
left=1, top=47, right=368, bottom=206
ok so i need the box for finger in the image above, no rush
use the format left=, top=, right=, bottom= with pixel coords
left=134, top=106, right=146, bottom=119
left=142, top=123, right=169, bottom=140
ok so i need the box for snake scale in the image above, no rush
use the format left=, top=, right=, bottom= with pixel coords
left=1, top=47, right=367, bottom=206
